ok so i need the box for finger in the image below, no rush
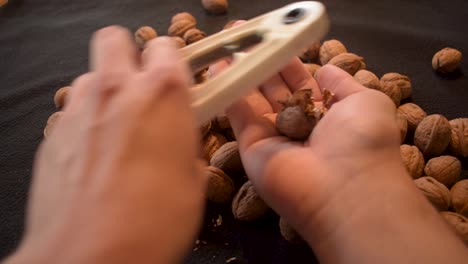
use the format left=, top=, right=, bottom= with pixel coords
left=259, top=74, right=292, bottom=112
left=140, top=37, right=191, bottom=95
left=90, top=26, right=138, bottom=73
left=279, top=57, right=322, bottom=100
left=315, top=64, right=365, bottom=101
left=66, top=73, right=97, bottom=113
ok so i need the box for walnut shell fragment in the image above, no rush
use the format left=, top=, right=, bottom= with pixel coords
left=414, top=176, right=451, bottom=211
left=232, top=181, right=269, bottom=221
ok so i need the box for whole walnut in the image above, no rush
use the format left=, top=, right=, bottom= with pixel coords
left=168, top=19, right=196, bottom=37
left=171, top=12, right=197, bottom=24
left=43, top=111, right=64, bottom=139
left=440, top=211, right=468, bottom=244
left=134, top=26, right=157, bottom=48
left=354, top=70, right=381, bottom=90
left=54, top=86, right=70, bottom=109
left=397, top=103, right=427, bottom=131
left=396, top=112, right=408, bottom=144
left=279, top=218, right=305, bottom=244
left=210, top=141, right=243, bottom=176
left=414, top=176, right=451, bottom=211
left=202, top=0, right=228, bottom=15
left=327, top=53, right=366, bottom=76
left=202, top=132, right=227, bottom=162
left=414, top=114, right=451, bottom=157
left=172, top=36, right=186, bottom=49
left=183, top=28, right=206, bottom=45
left=451, top=180, right=468, bottom=217
left=232, top=181, right=269, bottom=221
left=300, top=42, right=321, bottom=63
left=432, top=47, right=462, bottom=73
left=304, top=63, right=321, bottom=78
left=319, top=39, right=347, bottom=65
left=203, top=166, right=235, bottom=204
left=449, top=118, right=468, bottom=157
left=424, top=155, right=461, bottom=188
left=379, top=74, right=402, bottom=106
left=380, top=73, right=412, bottom=100
left=400, top=145, right=425, bottom=179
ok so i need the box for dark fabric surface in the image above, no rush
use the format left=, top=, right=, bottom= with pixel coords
left=0, top=0, right=467, bottom=263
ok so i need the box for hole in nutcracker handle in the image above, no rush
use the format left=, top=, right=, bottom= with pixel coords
left=283, top=8, right=305, bottom=24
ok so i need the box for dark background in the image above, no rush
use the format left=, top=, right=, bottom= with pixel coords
left=1, top=0, right=467, bottom=263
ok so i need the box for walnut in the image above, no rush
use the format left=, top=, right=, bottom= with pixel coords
left=203, top=166, right=235, bottom=204
left=440, top=211, right=468, bottom=245
left=134, top=26, right=157, bottom=48
left=43, top=111, right=64, bottom=139
left=414, top=177, right=451, bottom=211
left=168, top=19, right=196, bottom=37
left=171, top=12, right=197, bottom=24
left=279, top=218, right=305, bottom=244
left=304, top=63, right=321, bottom=78
left=397, top=103, right=427, bottom=131
left=54, top=86, right=70, bottom=110
left=232, top=181, right=269, bottom=221
left=400, top=145, right=425, bottom=179
left=353, top=70, right=381, bottom=90
left=300, top=42, right=321, bottom=63
left=200, top=120, right=212, bottom=138
left=183, top=28, right=206, bottom=45
left=171, top=36, right=186, bottom=49
left=380, top=73, right=412, bottom=100
left=210, top=141, right=243, bottom=176
left=414, top=114, right=451, bottom=157
left=424, top=155, right=461, bottom=188
left=327, top=53, right=366, bottom=76
left=319, top=39, right=347, bottom=65
left=0, top=0, right=7, bottom=8
left=202, top=0, right=228, bottom=15
left=202, top=132, right=227, bottom=162
left=451, top=180, right=468, bottom=217
left=396, top=112, right=408, bottom=144
left=432, top=48, right=462, bottom=73
left=449, top=118, right=468, bottom=157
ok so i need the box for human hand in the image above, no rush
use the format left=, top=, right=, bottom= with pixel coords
left=209, top=59, right=404, bottom=241
left=10, top=26, right=205, bottom=264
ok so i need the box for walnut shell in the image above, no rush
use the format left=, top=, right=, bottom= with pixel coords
left=0, top=0, right=8, bottom=8
left=424, top=155, right=461, bottom=188
left=432, top=48, right=462, bottom=73
left=397, top=103, right=427, bottom=131
left=54, top=86, right=70, bottom=110
left=168, top=19, right=196, bottom=37
left=379, top=75, right=402, bottom=106
left=396, top=112, right=408, bottom=144
left=440, top=211, right=468, bottom=244
left=319, top=39, right=347, bottom=65
left=202, top=132, right=227, bottom=162
left=451, top=180, right=468, bottom=217
left=232, top=181, right=269, bottom=221
left=380, top=73, right=412, bottom=100
left=171, top=36, right=186, bottom=49
left=400, top=145, right=425, bottom=179
left=171, top=12, right=197, bottom=24
left=203, top=166, right=235, bottom=204
left=276, top=105, right=317, bottom=141
left=414, top=114, right=451, bottom=157
left=327, top=53, right=366, bottom=76
left=353, top=70, right=381, bottom=90
left=134, top=26, right=157, bottom=48
left=279, top=218, right=305, bottom=244
left=304, top=63, right=321, bottom=78
left=183, top=28, right=206, bottom=45
left=43, top=111, right=64, bottom=138
left=449, top=118, right=468, bottom=157
left=414, top=176, right=451, bottom=211
left=300, top=42, right=321, bottom=63
left=202, top=0, right=228, bottom=14
left=210, top=141, right=243, bottom=175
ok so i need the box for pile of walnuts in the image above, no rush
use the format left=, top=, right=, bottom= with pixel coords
left=44, top=8, right=467, bottom=246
